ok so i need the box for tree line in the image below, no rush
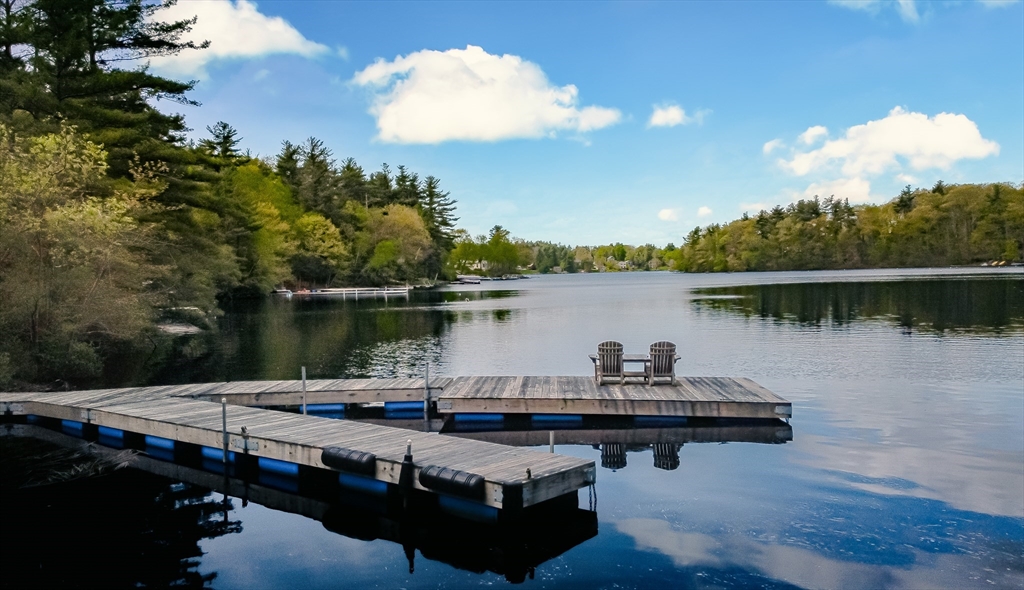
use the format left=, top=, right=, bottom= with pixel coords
left=0, top=0, right=455, bottom=386
left=671, top=182, right=1023, bottom=272
left=450, top=182, right=1022, bottom=277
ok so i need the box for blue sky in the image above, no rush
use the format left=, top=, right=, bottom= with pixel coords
left=150, top=0, right=1024, bottom=246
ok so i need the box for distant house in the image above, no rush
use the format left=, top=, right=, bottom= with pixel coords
left=617, top=260, right=631, bottom=270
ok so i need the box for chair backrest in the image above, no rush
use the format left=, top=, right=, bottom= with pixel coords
left=649, top=341, right=677, bottom=376
left=597, top=341, right=623, bottom=374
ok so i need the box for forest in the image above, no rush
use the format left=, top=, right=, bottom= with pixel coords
left=0, top=0, right=455, bottom=385
left=458, top=182, right=1023, bottom=276
left=0, top=1, right=1020, bottom=388
left=668, top=184, right=1023, bottom=273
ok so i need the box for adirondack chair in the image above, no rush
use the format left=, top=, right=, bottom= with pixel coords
left=647, top=341, right=679, bottom=385
left=594, top=340, right=624, bottom=385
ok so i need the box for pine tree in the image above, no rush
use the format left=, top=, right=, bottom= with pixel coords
left=275, top=140, right=301, bottom=190
left=392, top=164, right=420, bottom=207
left=200, top=121, right=241, bottom=160
left=420, top=175, right=458, bottom=251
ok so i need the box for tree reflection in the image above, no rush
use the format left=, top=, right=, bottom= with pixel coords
left=1, top=441, right=240, bottom=589
left=691, top=278, right=1024, bottom=333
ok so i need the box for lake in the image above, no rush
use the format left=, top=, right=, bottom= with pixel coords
left=3, top=268, right=1023, bottom=589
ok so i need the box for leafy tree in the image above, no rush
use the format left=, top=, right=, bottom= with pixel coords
left=355, top=204, right=432, bottom=285
left=0, top=123, right=164, bottom=383
left=292, top=213, right=346, bottom=285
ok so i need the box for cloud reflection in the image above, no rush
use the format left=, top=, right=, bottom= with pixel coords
left=616, top=518, right=1021, bottom=589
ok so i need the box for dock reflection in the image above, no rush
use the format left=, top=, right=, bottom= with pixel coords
left=357, top=417, right=793, bottom=471
left=452, top=420, right=793, bottom=471
left=5, top=424, right=597, bottom=584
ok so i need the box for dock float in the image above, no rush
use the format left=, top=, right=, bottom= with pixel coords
left=0, top=389, right=595, bottom=513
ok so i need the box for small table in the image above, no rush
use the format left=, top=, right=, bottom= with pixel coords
left=589, top=353, right=650, bottom=382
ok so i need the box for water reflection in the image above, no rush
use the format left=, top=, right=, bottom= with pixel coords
left=359, top=418, right=793, bottom=472
left=1, top=436, right=239, bottom=588
left=3, top=425, right=598, bottom=585
left=691, top=277, right=1024, bottom=333
left=25, top=270, right=1023, bottom=588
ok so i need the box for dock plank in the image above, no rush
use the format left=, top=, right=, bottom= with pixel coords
left=437, top=375, right=789, bottom=419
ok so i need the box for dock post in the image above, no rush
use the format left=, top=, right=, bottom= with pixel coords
left=221, top=397, right=228, bottom=464
left=301, top=366, right=307, bottom=415
left=550, top=431, right=554, bottom=453
left=423, top=362, right=430, bottom=424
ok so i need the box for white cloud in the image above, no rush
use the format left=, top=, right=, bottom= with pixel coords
left=648, top=104, right=710, bottom=128
left=762, top=139, right=784, bottom=155
left=801, top=176, right=877, bottom=203
left=697, top=206, right=713, bottom=218
left=648, top=104, right=687, bottom=128
left=741, top=202, right=771, bottom=213
left=896, top=173, right=918, bottom=184
left=148, top=0, right=329, bottom=77
left=779, top=107, right=999, bottom=178
left=351, top=45, right=621, bottom=143
left=896, top=0, right=920, bottom=22
left=798, top=125, right=828, bottom=145
left=253, top=68, right=270, bottom=81
left=337, top=46, right=350, bottom=61
left=657, top=208, right=679, bottom=221
left=829, top=0, right=920, bottom=22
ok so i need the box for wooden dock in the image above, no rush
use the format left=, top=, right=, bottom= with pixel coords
left=3, top=423, right=598, bottom=583
left=43, top=375, right=790, bottom=420
left=0, top=374, right=787, bottom=511
left=0, top=387, right=595, bottom=513
left=436, top=376, right=791, bottom=419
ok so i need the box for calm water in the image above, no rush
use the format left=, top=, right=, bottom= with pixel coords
left=4, top=268, right=1023, bottom=589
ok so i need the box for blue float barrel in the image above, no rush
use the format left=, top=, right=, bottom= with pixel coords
left=61, top=420, right=84, bottom=437
left=338, top=472, right=388, bottom=497
left=258, top=456, right=299, bottom=476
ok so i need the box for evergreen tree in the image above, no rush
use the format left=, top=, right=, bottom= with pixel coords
left=199, top=121, right=241, bottom=160
left=295, top=137, right=336, bottom=214
left=420, top=175, right=458, bottom=251
left=366, top=163, right=392, bottom=208
left=275, top=140, right=300, bottom=189
left=338, top=157, right=367, bottom=207
left=392, top=164, right=420, bottom=207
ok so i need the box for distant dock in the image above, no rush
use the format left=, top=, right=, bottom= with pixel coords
left=273, top=287, right=410, bottom=300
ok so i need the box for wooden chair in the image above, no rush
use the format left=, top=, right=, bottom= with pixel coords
left=647, top=341, right=678, bottom=385
left=594, top=341, right=624, bottom=385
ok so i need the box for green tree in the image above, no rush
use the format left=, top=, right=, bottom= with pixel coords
left=0, top=123, right=164, bottom=383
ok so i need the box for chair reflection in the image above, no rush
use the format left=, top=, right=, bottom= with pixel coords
left=441, top=418, right=794, bottom=472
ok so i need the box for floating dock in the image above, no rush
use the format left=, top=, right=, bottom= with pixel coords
left=0, top=388, right=595, bottom=513
left=33, top=375, right=791, bottom=420
left=436, top=376, right=791, bottom=420
left=3, top=423, right=597, bottom=583
left=0, top=374, right=788, bottom=513
left=281, top=287, right=410, bottom=300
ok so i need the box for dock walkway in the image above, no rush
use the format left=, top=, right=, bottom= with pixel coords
left=34, top=375, right=791, bottom=420
left=0, top=387, right=594, bottom=512
left=437, top=376, right=791, bottom=419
